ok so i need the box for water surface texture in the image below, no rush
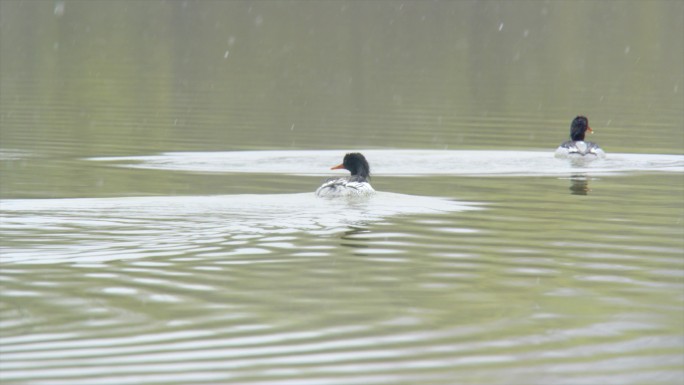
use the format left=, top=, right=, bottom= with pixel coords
left=1, top=1, right=683, bottom=384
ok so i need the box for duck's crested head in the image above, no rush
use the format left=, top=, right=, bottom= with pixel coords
left=570, top=115, right=593, bottom=141
left=332, top=152, right=371, bottom=179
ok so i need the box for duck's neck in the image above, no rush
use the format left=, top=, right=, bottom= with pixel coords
left=351, top=168, right=370, bottom=181
left=570, top=129, right=586, bottom=141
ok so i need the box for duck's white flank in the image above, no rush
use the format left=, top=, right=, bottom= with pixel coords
left=315, top=177, right=375, bottom=198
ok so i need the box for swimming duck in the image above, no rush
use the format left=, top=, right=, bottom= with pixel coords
left=315, top=153, right=375, bottom=198
left=555, top=116, right=605, bottom=159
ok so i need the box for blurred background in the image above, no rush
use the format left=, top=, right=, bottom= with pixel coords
left=1, top=0, right=682, bottom=159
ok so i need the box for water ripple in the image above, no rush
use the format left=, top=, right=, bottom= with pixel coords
left=0, top=193, right=480, bottom=264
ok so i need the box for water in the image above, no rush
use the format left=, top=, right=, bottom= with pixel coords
left=1, top=1, right=683, bottom=384
left=88, top=149, right=684, bottom=176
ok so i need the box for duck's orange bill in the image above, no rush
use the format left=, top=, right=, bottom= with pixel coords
left=331, top=163, right=345, bottom=170
left=587, top=126, right=594, bottom=134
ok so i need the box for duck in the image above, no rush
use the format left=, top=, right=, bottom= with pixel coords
left=315, top=152, right=375, bottom=198
left=555, top=115, right=605, bottom=159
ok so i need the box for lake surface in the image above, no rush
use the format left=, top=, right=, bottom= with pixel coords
left=1, top=1, right=683, bottom=384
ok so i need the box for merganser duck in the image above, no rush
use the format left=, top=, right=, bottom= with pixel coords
left=315, top=153, right=375, bottom=198
left=555, top=116, right=605, bottom=159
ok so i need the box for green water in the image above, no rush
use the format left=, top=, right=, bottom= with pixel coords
left=1, top=1, right=683, bottom=384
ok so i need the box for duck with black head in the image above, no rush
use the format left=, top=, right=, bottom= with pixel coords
left=555, top=116, right=605, bottom=159
left=315, top=153, right=375, bottom=198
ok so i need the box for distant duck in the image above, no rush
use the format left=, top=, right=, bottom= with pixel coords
left=555, top=116, right=605, bottom=159
left=315, top=153, right=375, bottom=198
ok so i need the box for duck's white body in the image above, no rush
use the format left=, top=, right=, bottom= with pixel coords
left=315, top=177, right=375, bottom=198
left=555, top=140, right=606, bottom=159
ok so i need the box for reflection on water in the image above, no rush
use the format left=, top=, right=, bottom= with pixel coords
left=1, top=1, right=683, bottom=157
left=568, top=174, right=591, bottom=195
